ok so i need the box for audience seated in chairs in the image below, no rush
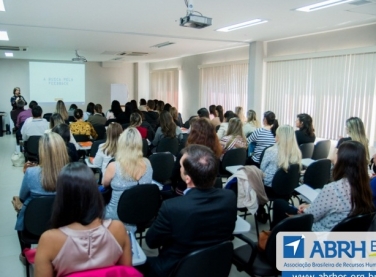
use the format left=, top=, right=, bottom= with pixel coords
left=151, top=111, right=182, bottom=151
left=219, top=117, right=248, bottom=160
left=16, top=133, right=70, bottom=263
left=92, top=122, right=123, bottom=179
left=271, top=140, right=375, bottom=231
left=102, top=127, right=153, bottom=233
left=21, top=105, right=49, bottom=142
left=34, top=163, right=133, bottom=277
left=52, top=124, right=79, bottom=162
left=55, top=100, right=69, bottom=124
left=88, top=104, right=107, bottom=126
left=45, top=113, right=79, bottom=150
left=70, top=109, right=98, bottom=140
left=16, top=100, right=38, bottom=130
left=170, top=118, right=222, bottom=196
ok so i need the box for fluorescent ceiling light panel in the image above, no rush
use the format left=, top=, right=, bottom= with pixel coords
left=0, top=0, right=5, bottom=11
left=5, top=52, right=13, bottom=57
left=0, top=31, right=9, bottom=40
left=216, top=19, right=268, bottom=32
left=296, top=0, right=355, bottom=12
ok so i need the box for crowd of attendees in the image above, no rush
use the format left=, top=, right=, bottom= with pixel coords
left=10, top=92, right=376, bottom=276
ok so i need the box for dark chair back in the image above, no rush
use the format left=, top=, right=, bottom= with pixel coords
left=142, top=139, right=149, bottom=157
left=303, top=159, right=331, bottom=189
left=271, top=164, right=300, bottom=199
left=331, top=213, right=376, bottom=231
left=73, top=134, right=91, bottom=142
left=68, top=115, right=76, bottom=122
left=25, top=135, right=41, bottom=162
left=43, top=113, right=52, bottom=122
left=23, top=196, right=55, bottom=239
left=221, top=148, right=247, bottom=172
left=93, top=125, right=106, bottom=140
left=156, top=137, right=179, bottom=155
left=117, top=184, right=161, bottom=226
left=178, top=133, right=189, bottom=152
left=311, top=140, right=331, bottom=160
left=215, top=125, right=220, bottom=132
left=149, top=153, right=175, bottom=183
left=169, top=241, right=233, bottom=277
left=299, top=143, right=314, bottom=159
left=265, top=214, right=313, bottom=266
left=89, top=139, right=106, bottom=157
left=105, top=119, right=117, bottom=126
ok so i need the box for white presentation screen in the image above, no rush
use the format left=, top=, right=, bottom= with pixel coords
left=29, top=62, right=85, bottom=103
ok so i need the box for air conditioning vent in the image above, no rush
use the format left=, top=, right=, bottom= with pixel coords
left=112, top=57, right=124, bottom=61
left=0, top=46, right=28, bottom=51
left=117, top=52, right=149, bottom=56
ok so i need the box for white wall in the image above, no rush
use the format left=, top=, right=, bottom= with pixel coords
left=0, top=60, right=134, bottom=127
left=148, top=46, right=249, bottom=121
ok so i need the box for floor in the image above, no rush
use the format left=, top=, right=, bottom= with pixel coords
left=0, top=133, right=268, bottom=277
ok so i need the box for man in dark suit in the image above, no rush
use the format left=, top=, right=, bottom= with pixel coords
left=145, top=144, right=237, bottom=277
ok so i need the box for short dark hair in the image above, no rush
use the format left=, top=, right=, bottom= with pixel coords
left=140, top=98, right=146, bottom=105
left=224, top=110, right=236, bottom=121
left=69, top=104, right=77, bottom=110
left=197, top=108, right=210, bottom=119
left=147, top=100, right=155, bottom=109
left=16, top=99, right=25, bottom=109
left=29, top=100, right=38, bottom=109
left=74, top=109, right=83, bottom=119
left=52, top=124, right=70, bottom=144
left=94, top=104, right=102, bottom=113
left=32, top=105, right=42, bottom=117
left=51, top=162, right=104, bottom=228
left=181, top=144, right=219, bottom=189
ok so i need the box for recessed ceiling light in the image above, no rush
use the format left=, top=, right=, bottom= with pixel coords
left=0, top=31, right=9, bottom=40
left=5, top=52, right=13, bottom=57
left=296, top=0, right=355, bottom=12
left=216, top=19, right=268, bottom=32
left=150, top=42, right=175, bottom=48
left=0, top=0, right=5, bottom=12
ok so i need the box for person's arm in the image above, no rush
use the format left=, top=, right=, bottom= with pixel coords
left=34, top=232, right=55, bottom=277
left=93, top=147, right=104, bottom=168
left=102, top=162, right=116, bottom=187
left=21, top=96, right=27, bottom=106
left=89, top=123, right=98, bottom=139
left=108, top=220, right=132, bottom=266
left=247, top=128, right=258, bottom=144
left=146, top=201, right=172, bottom=249
left=304, top=184, right=334, bottom=222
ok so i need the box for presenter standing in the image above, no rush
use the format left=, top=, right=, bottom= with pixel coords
left=10, top=87, right=27, bottom=110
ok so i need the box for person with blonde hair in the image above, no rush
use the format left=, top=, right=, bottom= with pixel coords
left=16, top=133, right=70, bottom=262
left=129, top=112, right=148, bottom=139
left=261, top=125, right=302, bottom=188
left=55, top=100, right=69, bottom=122
left=102, top=127, right=153, bottom=232
left=93, top=122, right=123, bottom=175
left=243, top=109, right=260, bottom=137
left=332, top=117, right=370, bottom=162
left=219, top=117, right=247, bottom=160
left=235, top=106, right=246, bottom=123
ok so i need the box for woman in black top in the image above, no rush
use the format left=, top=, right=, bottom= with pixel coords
left=295, top=113, right=315, bottom=145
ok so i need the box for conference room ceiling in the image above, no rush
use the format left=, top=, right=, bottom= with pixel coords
left=0, top=0, right=375, bottom=63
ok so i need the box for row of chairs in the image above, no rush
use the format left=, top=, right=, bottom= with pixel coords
left=299, top=139, right=331, bottom=159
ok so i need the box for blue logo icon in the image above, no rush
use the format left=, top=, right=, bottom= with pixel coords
left=283, top=235, right=305, bottom=258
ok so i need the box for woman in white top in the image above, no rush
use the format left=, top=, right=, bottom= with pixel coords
left=242, top=109, right=260, bottom=137
left=217, top=111, right=237, bottom=139
left=93, top=122, right=123, bottom=175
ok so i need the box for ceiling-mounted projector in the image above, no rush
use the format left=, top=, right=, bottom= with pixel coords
left=179, top=0, right=211, bottom=29
left=72, top=50, right=87, bottom=63
left=180, top=14, right=212, bottom=29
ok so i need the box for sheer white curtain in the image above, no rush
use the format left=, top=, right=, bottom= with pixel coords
left=199, top=62, right=248, bottom=113
left=150, top=69, right=179, bottom=109
left=264, top=52, right=376, bottom=142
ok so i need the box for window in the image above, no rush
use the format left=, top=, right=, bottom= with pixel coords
left=264, top=52, right=376, bottom=142
left=199, top=62, right=248, bottom=113
left=150, top=68, right=179, bottom=109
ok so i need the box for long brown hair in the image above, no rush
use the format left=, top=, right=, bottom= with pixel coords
left=333, top=141, right=374, bottom=216
left=55, top=100, right=69, bottom=121
left=160, top=110, right=176, bottom=138
left=39, top=133, right=70, bottom=192
left=187, top=118, right=222, bottom=158
left=101, top=122, right=123, bottom=156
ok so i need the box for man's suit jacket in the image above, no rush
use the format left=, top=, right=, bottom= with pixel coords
left=146, top=187, right=237, bottom=277
left=87, top=114, right=106, bottom=126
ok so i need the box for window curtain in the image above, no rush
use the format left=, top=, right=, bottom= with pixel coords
left=264, top=53, right=376, bottom=142
left=150, top=69, right=179, bottom=109
left=199, top=63, right=248, bottom=113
